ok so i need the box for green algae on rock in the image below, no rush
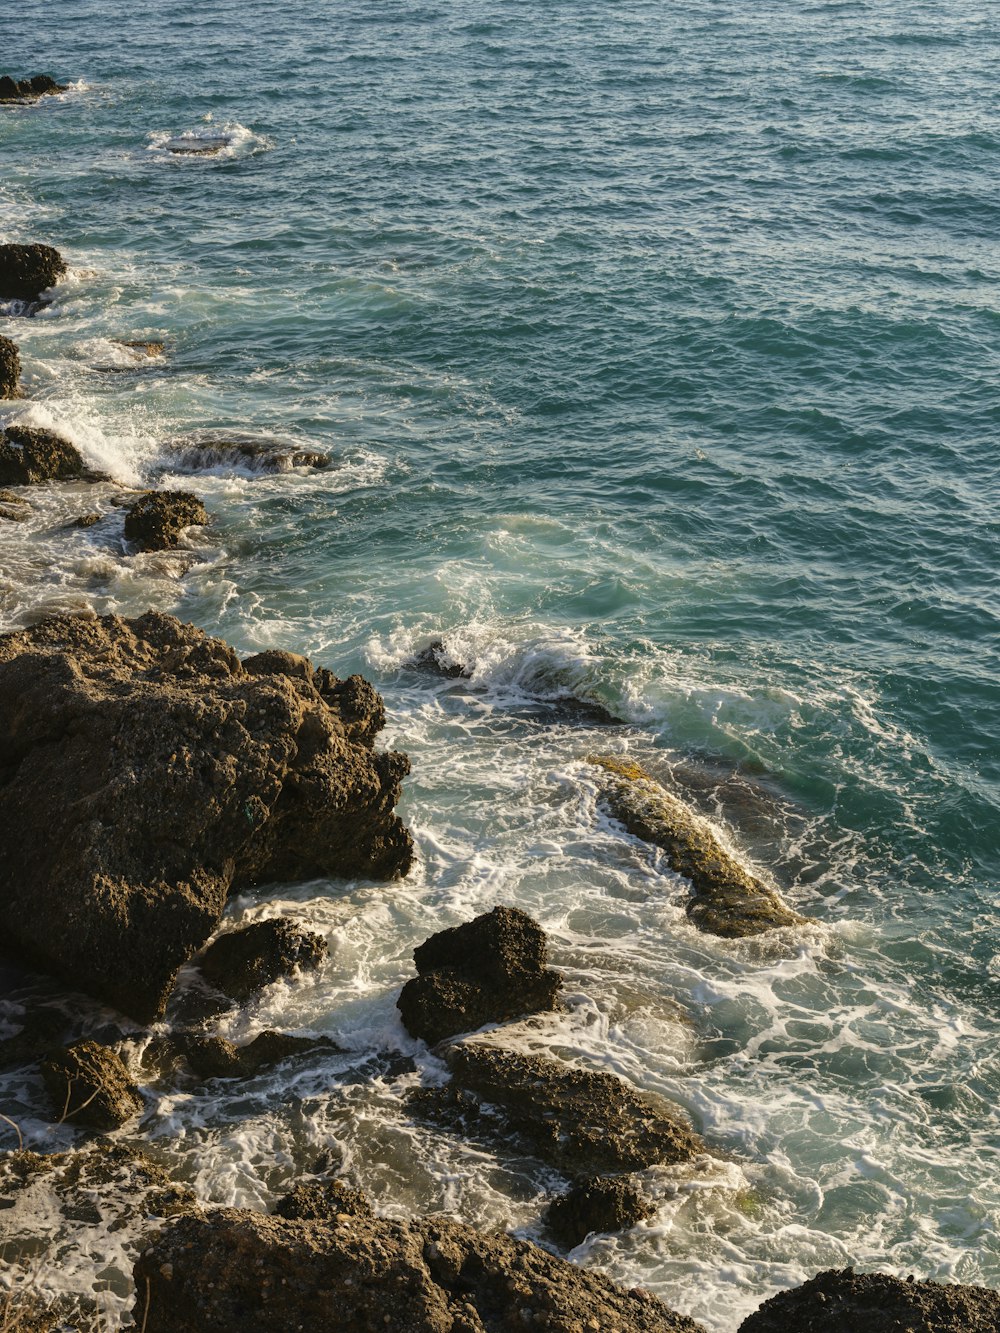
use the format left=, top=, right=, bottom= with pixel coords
left=588, top=755, right=805, bottom=938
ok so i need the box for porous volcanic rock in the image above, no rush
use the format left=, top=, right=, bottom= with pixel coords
left=0, top=332, right=21, bottom=397
left=589, top=755, right=804, bottom=937
left=133, top=1207, right=707, bottom=1333
left=545, top=1176, right=655, bottom=1248
left=0, top=424, right=92, bottom=485
left=0, top=242, right=66, bottom=301
left=123, top=489, right=208, bottom=551
left=40, top=1039, right=144, bottom=1130
left=162, top=434, right=330, bottom=475
left=738, top=1268, right=1000, bottom=1333
left=198, top=919, right=328, bottom=999
left=274, top=1178, right=373, bottom=1221
left=397, top=906, right=563, bottom=1045
left=414, top=1040, right=702, bottom=1176
left=0, top=611, right=413, bottom=1021
left=0, top=75, right=68, bottom=104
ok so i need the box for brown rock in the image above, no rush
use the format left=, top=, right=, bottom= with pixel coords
left=198, top=919, right=328, bottom=999
left=274, top=1178, right=373, bottom=1221
left=545, top=1176, right=655, bottom=1248
left=123, top=489, right=208, bottom=551
left=0, top=333, right=21, bottom=397
left=0, top=611, right=413, bottom=1021
left=0, top=424, right=92, bottom=485
left=40, top=1039, right=143, bottom=1130
left=0, top=242, right=66, bottom=300
left=162, top=434, right=330, bottom=475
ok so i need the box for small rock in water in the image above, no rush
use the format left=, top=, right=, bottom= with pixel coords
left=545, top=1175, right=655, bottom=1248
left=178, top=1028, right=340, bottom=1080
left=68, top=511, right=102, bottom=528
left=162, top=434, right=331, bottom=475
left=0, top=242, right=67, bottom=302
left=40, top=1039, right=144, bottom=1130
left=0, top=425, right=93, bottom=485
left=123, top=489, right=209, bottom=551
left=0, top=73, right=68, bottom=104
left=0, top=487, right=30, bottom=521
left=411, top=638, right=470, bottom=678
left=0, top=333, right=22, bottom=398
left=198, top=919, right=329, bottom=1000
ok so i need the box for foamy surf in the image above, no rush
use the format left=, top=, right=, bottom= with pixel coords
left=146, top=121, right=271, bottom=161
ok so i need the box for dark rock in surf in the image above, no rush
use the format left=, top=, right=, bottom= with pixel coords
left=162, top=435, right=330, bottom=475
left=0, top=333, right=21, bottom=397
left=69, top=511, right=102, bottom=528
left=411, top=638, right=469, bottom=678
left=0, top=424, right=92, bottom=485
left=0, top=1006, right=67, bottom=1070
left=415, top=1039, right=702, bottom=1176
left=133, top=1207, right=708, bottom=1333
left=180, top=1029, right=340, bottom=1081
left=545, top=1176, right=655, bottom=1248
left=274, top=1178, right=373, bottom=1221
left=0, top=75, right=68, bottom=104
left=0, top=242, right=67, bottom=302
left=738, top=1268, right=1000, bottom=1333
left=0, top=488, right=30, bottom=521
left=198, top=919, right=328, bottom=1000
left=40, top=1039, right=144, bottom=1130
left=0, top=611, right=413, bottom=1022
left=112, top=339, right=165, bottom=358
left=588, top=755, right=804, bottom=937
left=397, top=906, right=563, bottom=1045
left=123, top=489, right=209, bottom=551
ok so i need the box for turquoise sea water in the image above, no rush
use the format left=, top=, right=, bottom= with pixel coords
left=2, top=1, right=999, bottom=1327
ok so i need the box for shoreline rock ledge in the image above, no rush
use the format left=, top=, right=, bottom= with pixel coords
left=0, top=612, right=413, bottom=1022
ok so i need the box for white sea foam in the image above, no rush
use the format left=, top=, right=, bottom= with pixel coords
left=146, top=121, right=271, bottom=162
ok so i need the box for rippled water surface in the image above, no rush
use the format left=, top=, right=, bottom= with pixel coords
left=2, top=1, right=999, bottom=1328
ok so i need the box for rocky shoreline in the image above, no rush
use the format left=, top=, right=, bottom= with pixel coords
left=1, top=221, right=995, bottom=1333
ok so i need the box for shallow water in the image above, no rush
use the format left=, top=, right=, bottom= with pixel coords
left=1, top=1, right=999, bottom=1328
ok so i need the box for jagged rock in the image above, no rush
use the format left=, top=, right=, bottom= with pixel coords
left=588, top=755, right=804, bottom=937
left=69, top=511, right=102, bottom=527
left=162, top=435, right=330, bottom=475
left=0, top=611, right=412, bottom=1022
left=738, top=1268, right=1000, bottom=1333
left=274, top=1179, right=373, bottom=1221
left=545, top=1176, right=655, bottom=1248
left=412, top=638, right=470, bottom=678
left=133, top=1207, right=707, bottom=1332
left=40, top=1039, right=144, bottom=1130
left=397, top=906, right=563, bottom=1045
left=198, top=919, right=328, bottom=1000
left=0, top=242, right=66, bottom=301
left=179, top=1028, right=339, bottom=1080
left=0, top=333, right=21, bottom=397
left=415, top=1040, right=702, bottom=1176
left=0, top=75, right=68, bottom=104
left=123, top=489, right=208, bottom=551
left=0, top=425, right=92, bottom=485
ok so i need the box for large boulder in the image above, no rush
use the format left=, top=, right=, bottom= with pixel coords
left=738, top=1268, right=1000, bottom=1332
left=588, top=756, right=804, bottom=937
left=545, top=1176, right=655, bottom=1249
left=397, top=906, right=563, bottom=1044
left=198, top=919, right=328, bottom=999
left=415, top=1040, right=702, bottom=1176
left=0, top=333, right=21, bottom=397
left=133, top=1207, right=707, bottom=1332
left=40, top=1039, right=144, bottom=1130
left=123, top=489, right=208, bottom=551
left=0, top=242, right=66, bottom=301
left=0, top=612, right=413, bottom=1022
left=0, top=424, right=92, bottom=485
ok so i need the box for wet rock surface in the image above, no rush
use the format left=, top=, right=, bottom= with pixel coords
left=0, top=486, right=31, bottom=521
left=40, top=1039, right=144, bottom=1130
left=274, top=1178, right=374, bottom=1221
left=737, top=1268, right=1000, bottom=1333
left=545, top=1176, right=655, bottom=1248
left=0, top=242, right=67, bottom=301
left=0, top=74, right=68, bottom=104
left=0, top=424, right=93, bottom=485
left=589, top=755, right=804, bottom=937
left=162, top=434, right=330, bottom=474
left=133, top=1207, right=708, bottom=1333
left=415, top=1040, right=702, bottom=1176
left=412, top=637, right=470, bottom=678
left=123, top=489, right=208, bottom=551
left=0, top=611, right=413, bottom=1021
left=198, top=919, right=329, bottom=999
left=0, top=1005, right=67, bottom=1069
left=398, top=906, right=563, bottom=1045
left=0, top=332, right=21, bottom=397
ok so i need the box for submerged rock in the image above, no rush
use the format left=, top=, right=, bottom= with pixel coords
left=545, top=1176, right=655, bottom=1248
left=0, top=74, right=68, bottom=104
left=416, top=1040, right=702, bottom=1176
left=397, top=906, right=563, bottom=1045
left=0, top=424, right=93, bottom=485
left=198, top=919, right=329, bottom=1000
left=0, top=1005, right=67, bottom=1069
left=274, top=1178, right=373, bottom=1221
left=179, top=1028, right=340, bottom=1080
left=0, top=332, right=21, bottom=397
left=123, top=489, right=209, bottom=551
left=69, top=511, right=102, bottom=528
left=411, top=637, right=470, bottom=678
left=133, top=1207, right=707, bottom=1333
left=588, top=755, right=804, bottom=937
left=40, top=1039, right=144, bottom=1130
left=111, top=338, right=165, bottom=358
left=162, top=435, right=330, bottom=475
left=738, top=1268, right=1000, bottom=1333
left=0, top=611, right=413, bottom=1022
left=0, top=242, right=67, bottom=302
left=0, top=487, right=30, bottom=521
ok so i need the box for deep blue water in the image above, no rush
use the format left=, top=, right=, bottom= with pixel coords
left=2, top=2, right=999, bottom=1327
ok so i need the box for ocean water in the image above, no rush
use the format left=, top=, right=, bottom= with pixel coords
left=1, top=0, right=999, bottom=1327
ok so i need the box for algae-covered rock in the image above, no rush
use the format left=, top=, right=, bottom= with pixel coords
left=0, top=332, right=21, bottom=397
left=0, top=425, right=92, bottom=485
left=40, top=1039, right=143, bottom=1130
left=133, top=1207, right=708, bottom=1332
left=198, top=919, right=328, bottom=1000
left=589, top=755, right=804, bottom=937
left=274, top=1178, right=373, bottom=1221
left=545, top=1175, right=655, bottom=1248
left=0, top=611, right=412, bottom=1022
left=0, top=242, right=66, bottom=301
left=123, top=489, right=208, bottom=551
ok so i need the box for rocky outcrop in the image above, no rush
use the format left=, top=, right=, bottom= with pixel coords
left=123, top=489, right=208, bottom=551
left=0, top=75, right=68, bottom=104
left=162, top=435, right=330, bottom=475
left=133, top=1207, right=707, bottom=1332
left=588, top=756, right=804, bottom=937
left=397, top=907, right=563, bottom=1045
left=0, top=424, right=93, bottom=485
left=198, top=919, right=328, bottom=999
left=0, top=611, right=413, bottom=1022
left=40, top=1039, right=144, bottom=1130
left=274, top=1178, right=373, bottom=1221
left=414, top=1040, right=702, bottom=1176
left=545, top=1176, right=655, bottom=1248
left=738, top=1268, right=1000, bottom=1333
left=0, top=333, right=21, bottom=397
left=0, top=242, right=66, bottom=302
